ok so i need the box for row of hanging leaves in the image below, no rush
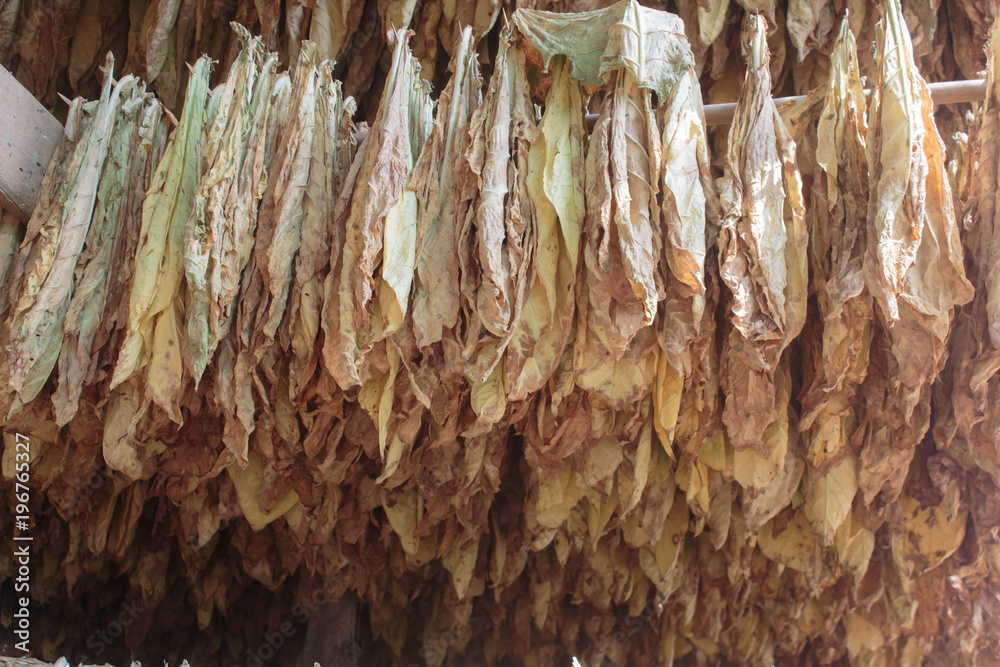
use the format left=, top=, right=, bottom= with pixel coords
left=0, top=0, right=995, bottom=122
left=0, top=0, right=998, bottom=665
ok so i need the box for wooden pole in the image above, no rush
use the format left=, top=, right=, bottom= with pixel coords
left=0, top=66, right=63, bottom=223
left=701, top=78, right=988, bottom=126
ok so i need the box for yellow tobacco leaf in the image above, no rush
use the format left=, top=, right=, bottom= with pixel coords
left=834, top=511, right=874, bottom=579
left=227, top=451, right=301, bottom=532
left=507, top=55, right=582, bottom=401
left=442, top=538, right=480, bottom=600
left=758, top=510, right=820, bottom=573
left=382, top=488, right=421, bottom=556
left=113, top=57, right=212, bottom=404
left=805, top=454, right=858, bottom=545
left=892, top=487, right=968, bottom=579
left=653, top=350, right=683, bottom=454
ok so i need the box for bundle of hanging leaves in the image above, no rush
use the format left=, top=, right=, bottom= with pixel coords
left=2, top=0, right=1000, bottom=665
left=0, top=0, right=995, bottom=122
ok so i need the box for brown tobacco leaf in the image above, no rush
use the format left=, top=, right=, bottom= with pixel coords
left=321, top=25, right=433, bottom=467
left=284, top=65, right=355, bottom=399
left=185, top=27, right=285, bottom=384
left=143, top=0, right=184, bottom=83
left=583, top=68, right=661, bottom=357
left=798, top=17, right=870, bottom=445
left=657, top=64, right=717, bottom=378
left=13, top=0, right=82, bottom=105
left=457, top=25, right=537, bottom=416
left=934, top=14, right=1000, bottom=488
left=322, top=27, right=432, bottom=388
left=654, top=70, right=720, bottom=460
left=797, top=19, right=870, bottom=546
left=0, top=0, right=20, bottom=66
left=341, top=0, right=385, bottom=104
left=858, top=0, right=973, bottom=506
left=410, top=25, right=481, bottom=350
left=256, top=45, right=323, bottom=379
left=504, top=54, right=583, bottom=402
left=718, top=14, right=808, bottom=455
left=309, top=0, right=367, bottom=63
left=223, top=42, right=351, bottom=462
left=948, top=0, right=1000, bottom=79
left=66, top=0, right=128, bottom=94
left=786, top=0, right=837, bottom=61
left=515, top=0, right=700, bottom=412
left=408, top=0, right=503, bottom=81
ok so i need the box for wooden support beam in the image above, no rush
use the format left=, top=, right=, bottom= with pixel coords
left=0, top=65, right=63, bottom=223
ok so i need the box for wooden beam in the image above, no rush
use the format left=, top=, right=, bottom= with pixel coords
left=0, top=65, right=62, bottom=223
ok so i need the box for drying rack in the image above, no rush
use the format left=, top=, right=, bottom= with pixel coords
left=0, top=65, right=987, bottom=225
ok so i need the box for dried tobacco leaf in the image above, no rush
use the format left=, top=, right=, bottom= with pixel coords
left=583, top=67, right=661, bottom=358
left=516, top=0, right=699, bottom=408
left=858, top=0, right=973, bottom=506
left=223, top=41, right=351, bottom=462
left=284, top=61, right=355, bottom=398
left=143, top=0, right=183, bottom=83
left=410, top=25, right=481, bottom=350
left=434, top=0, right=502, bottom=63
left=53, top=90, right=167, bottom=427
left=185, top=26, right=285, bottom=383
left=0, top=211, right=23, bottom=319
left=718, top=14, right=807, bottom=457
left=504, top=54, right=583, bottom=402
left=792, top=18, right=871, bottom=546
left=0, top=0, right=19, bottom=66
left=309, top=0, right=366, bottom=63
left=786, top=0, right=837, bottom=61
left=111, top=56, right=212, bottom=435
left=322, top=28, right=433, bottom=461
left=654, top=64, right=720, bottom=462
left=258, top=43, right=322, bottom=355
left=453, top=25, right=536, bottom=427
left=5, top=57, right=133, bottom=410
left=14, top=0, right=82, bottom=105
left=948, top=0, right=998, bottom=79
left=799, top=17, right=870, bottom=460
left=66, top=0, right=127, bottom=93
left=933, top=14, right=1000, bottom=490
left=657, top=64, right=717, bottom=378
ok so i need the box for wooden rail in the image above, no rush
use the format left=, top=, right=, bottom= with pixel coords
left=0, top=66, right=63, bottom=224
left=0, top=68, right=989, bottom=225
